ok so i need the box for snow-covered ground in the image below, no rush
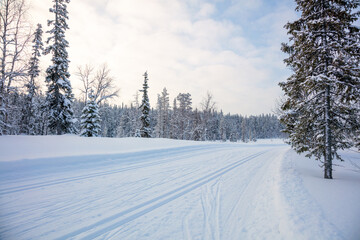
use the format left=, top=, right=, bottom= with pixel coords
left=0, top=136, right=359, bottom=240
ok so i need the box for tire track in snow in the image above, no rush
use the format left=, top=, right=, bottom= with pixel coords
left=0, top=145, right=229, bottom=195
left=55, top=150, right=268, bottom=240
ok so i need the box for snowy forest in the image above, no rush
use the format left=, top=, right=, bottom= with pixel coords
left=2, top=0, right=360, bottom=180
left=0, top=0, right=283, bottom=141
left=2, top=1, right=360, bottom=238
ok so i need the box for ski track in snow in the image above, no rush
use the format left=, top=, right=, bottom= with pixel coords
left=1, top=138, right=357, bottom=240
left=0, top=145, right=230, bottom=194
left=0, top=142, right=280, bottom=240
left=55, top=151, right=267, bottom=240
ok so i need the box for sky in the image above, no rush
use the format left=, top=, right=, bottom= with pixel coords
left=27, top=0, right=298, bottom=115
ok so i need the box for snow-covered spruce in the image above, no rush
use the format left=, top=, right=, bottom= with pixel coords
left=280, top=0, right=360, bottom=179
left=44, top=0, right=75, bottom=135
left=155, top=87, right=170, bottom=138
left=172, top=93, right=193, bottom=140
left=20, top=24, right=43, bottom=135
left=80, top=90, right=101, bottom=137
left=139, top=71, right=151, bottom=138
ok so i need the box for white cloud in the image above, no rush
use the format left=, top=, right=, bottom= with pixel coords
left=27, top=0, right=294, bottom=115
left=196, top=3, right=216, bottom=19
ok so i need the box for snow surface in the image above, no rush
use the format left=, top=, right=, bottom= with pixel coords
left=0, top=136, right=359, bottom=240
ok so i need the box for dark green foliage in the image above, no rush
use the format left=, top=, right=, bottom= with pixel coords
left=280, top=0, right=360, bottom=179
left=139, top=72, right=151, bottom=138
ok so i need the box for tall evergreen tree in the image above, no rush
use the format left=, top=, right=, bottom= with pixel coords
left=117, top=107, right=131, bottom=137
left=280, top=0, right=360, bottom=179
left=200, top=92, right=216, bottom=141
left=169, top=98, right=178, bottom=139
left=155, top=94, right=162, bottom=138
left=44, top=0, right=75, bottom=135
left=219, top=112, right=227, bottom=142
left=176, top=93, right=193, bottom=140
left=155, top=87, right=170, bottom=138
left=130, top=92, right=142, bottom=137
left=80, top=90, right=101, bottom=137
left=20, top=24, right=43, bottom=135
left=139, top=71, right=151, bottom=138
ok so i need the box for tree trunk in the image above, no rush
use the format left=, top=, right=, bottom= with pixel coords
left=324, top=84, right=332, bottom=179
left=321, top=0, right=332, bottom=179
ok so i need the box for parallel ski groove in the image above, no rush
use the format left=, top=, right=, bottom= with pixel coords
left=56, top=150, right=268, bottom=240
left=0, top=145, right=229, bottom=195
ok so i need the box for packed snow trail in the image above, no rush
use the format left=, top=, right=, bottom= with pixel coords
left=1, top=136, right=359, bottom=239
left=0, top=137, right=285, bottom=240
left=57, top=151, right=268, bottom=240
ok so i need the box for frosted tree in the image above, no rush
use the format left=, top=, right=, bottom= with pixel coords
left=139, top=71, right=151, bottom=138
left=155, top=87, right=170, bottom=138
left=176, top=93, right=192, bottom=140
left=20, top=24, right=43, bottom=135
left=191, top=109, right=202, bottom=141
left=280, top=0, right=360, bottom=179
left=200, top=92, right=216, bottom=141
left=80, top=90, right=101, bottom=137
left=130, top=91, right=142, bottom=136
left=76, top=64, right=119, bottom=105
left=219, top=112, right=227, bottom=142
left=169, top=98, right=178, bottom=139
left=154, top=94, right=162, bottom=137
left=117, top=108, right=131, bottom=137
left=162, top=88, right=170, bottom=138
left=241, top=117, right=247, bottom=142
left=76, top=64, right=94, bottom=103
left=44, top=0, right=75, bottom=135
left=0, top=0, right=31, bottom=134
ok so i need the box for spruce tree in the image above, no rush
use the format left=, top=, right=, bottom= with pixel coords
left=80, top=90, right=101, bottom=137
left=44, top=0, right=75, bottom=135
left=280, top=0, right=360, bottom=179
left=155, top=87, right=170, bottom=138
left=219, top=112, right=227, bottom=142
left=139, top=71, right=151, bottom=138
left=20, top=24, right=43, bottom=135
left=155, top=94, right=162, bottom=138
left=176, top=93, right=192, bottom=140
left=170, top=98, right=178, bottom=139
left=161, top=88, right=170, bottom=138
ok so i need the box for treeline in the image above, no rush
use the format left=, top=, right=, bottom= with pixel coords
left=82, top=90, right=283, bottom=141
left=1, top=88, right=284, bottom=141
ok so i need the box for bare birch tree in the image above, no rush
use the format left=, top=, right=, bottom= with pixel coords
left=0, top=0, right=31, bottom=134
left=76, top=64, right=94, bottom=103
left=76, top=64, right=119, bottom=105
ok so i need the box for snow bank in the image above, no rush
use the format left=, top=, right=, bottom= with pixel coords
left=280, top=149, right=360, bottom=240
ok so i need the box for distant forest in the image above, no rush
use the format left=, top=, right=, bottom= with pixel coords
left=3, top=87, right=284, bottom=141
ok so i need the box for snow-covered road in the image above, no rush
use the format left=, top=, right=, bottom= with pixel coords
left=0, top=136, right=359, bottom=239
